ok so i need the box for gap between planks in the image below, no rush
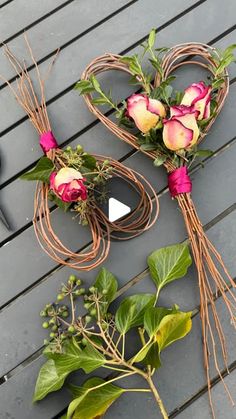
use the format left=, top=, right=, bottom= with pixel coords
left=0, top=0, right=206, bottom=98
left=0, top=0, right=138, bottom=89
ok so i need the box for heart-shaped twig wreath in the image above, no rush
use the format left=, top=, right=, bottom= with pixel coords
left=1, top=36, right=159, bottom=271
left=78, top=33, right=236, bottom=415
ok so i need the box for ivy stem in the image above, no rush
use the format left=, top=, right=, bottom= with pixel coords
left=125, top=388, right=152, bottom=393
left=154, top=287, right=161, bottom=306
left=82, top=371, right=137, bottom=394
left=138, top=327, right=146, bottom=346
left=122, top=334, right=126, bottom=359
left=70, top=293, right=75, bottom=323
left=103, top=365, right=130, bottom=373
left=146, top=376, right=169, bottom=419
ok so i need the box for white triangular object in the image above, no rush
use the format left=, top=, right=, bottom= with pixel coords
left=108, top=197, right=131, bottom=222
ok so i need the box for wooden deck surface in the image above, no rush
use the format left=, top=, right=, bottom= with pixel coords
left=0, top=1, right=236, bottom=418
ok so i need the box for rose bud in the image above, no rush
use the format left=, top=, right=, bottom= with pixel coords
left=163, top=106, right=199, bottom=151
left=181, top=81, right=211, bottom=120
left=126, top=93, right=166, bottom=133
left=50, top=167, right=87, bottom=202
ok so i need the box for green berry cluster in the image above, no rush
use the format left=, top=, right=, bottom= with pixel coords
left=92, top=160, right=113, bottom=185
left=62, top=145, right=84, bottom=169
left=40, top=273, right=113, bottom=352
left=40, top=274, right=85, bottom=348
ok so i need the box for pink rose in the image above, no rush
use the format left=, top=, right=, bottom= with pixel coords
left=181, top=81, right=211, bottom=120
left=163, top=106, right=199, bottom=151
left=126, top=94, right=166, bottom=133
left=50, top=167, right=87, bottom=203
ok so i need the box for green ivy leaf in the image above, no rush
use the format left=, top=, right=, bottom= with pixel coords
left=143, top=342, right=161, bottom=369
left=82, top=154, right=97, bottom=170
left=67, top=377, right=124, bottom=419
left=34, top=339, right=105, bottom=401
left=194, top=149, right=213, bottom=158
left=155, top=311, right=192, bottom=352
left=51, top=194, right=72, bottom=212
left=46, top=339, right=105, bottom=375
left=147, top=243, right=192, bottom=292
left=33, top=359, right=68, bottom=402
left=20, top=157, right=54, bottom=183
left=140, top=144, right=157, bottom=151
left=115, top=294, right=155, bottom=334
left=94, top=268, right=118, bottom=315
left=131, top=341, right=153, bottom=363
left=144, top=307, right=173, bottom=338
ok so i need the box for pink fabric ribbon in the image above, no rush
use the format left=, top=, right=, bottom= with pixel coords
left=168, top=166, right=192, bottom=198
left=40, top=131, right=58, bottom=153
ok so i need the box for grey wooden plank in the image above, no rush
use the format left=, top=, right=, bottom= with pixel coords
left=0, top=20, right=235, bottom=188
left=0, top=0, right=68, bottom=41
left=176, top=369, right=236, bottom=419
left=0, top=147, right=236, bottom=376
left=0, top=288, right=235, bottom=419
left=0, top=0, right=204, bottom=134
left=0, top=0, right=130, bottom=76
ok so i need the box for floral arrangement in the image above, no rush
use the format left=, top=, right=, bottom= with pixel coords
left=34, top=242, right=192, bottom=419
left=77, top=30, right=236, bottom=414
left=2, top=36, right=159, bottom=271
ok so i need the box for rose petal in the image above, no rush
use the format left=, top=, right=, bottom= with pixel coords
left=163, top=119, right=194, bottom=151
left=126, top=94, right=148, bottom=117
left=54, top=167, right=83, bottom=189
left=49, top=172, right=57, bottom=190
left=203, top=99, right=211, bottom=119
left=181, top=85, right=203, bottom=106
left=174, top=113, right=199, bottom=146
left=127, top=100, right=159, bottom=133
left=170, top=105, right=195, bottom=117
left=148, top=98, right=166, bottom=117
left=192, top=86, right=211, bottom=120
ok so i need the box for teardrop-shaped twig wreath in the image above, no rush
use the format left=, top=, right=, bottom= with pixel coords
left=78, top=32, right=236, bottom=414
left=1, top=35, right=159, bottom=271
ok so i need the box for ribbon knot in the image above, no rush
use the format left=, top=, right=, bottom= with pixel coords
left=168, top=166, right=192, bottom=198
left=40, top=131, right=58, bottom=153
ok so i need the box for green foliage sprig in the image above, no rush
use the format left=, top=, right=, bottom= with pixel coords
left=34, top=243, right=193, bottom=419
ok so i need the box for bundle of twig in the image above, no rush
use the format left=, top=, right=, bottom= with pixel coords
left=1, top=36, right=159, bottom=270
left=80, top=43, right=236, bottom=414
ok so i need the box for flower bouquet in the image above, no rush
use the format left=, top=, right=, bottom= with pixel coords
left=1, top=36, right=159, bottom=271
left=77, top=30, right=236, bottom=412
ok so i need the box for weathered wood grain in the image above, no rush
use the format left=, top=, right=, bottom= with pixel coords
left=0, top=0, right=200, bottom=133
left=0, top=0, right=70, bottom=41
